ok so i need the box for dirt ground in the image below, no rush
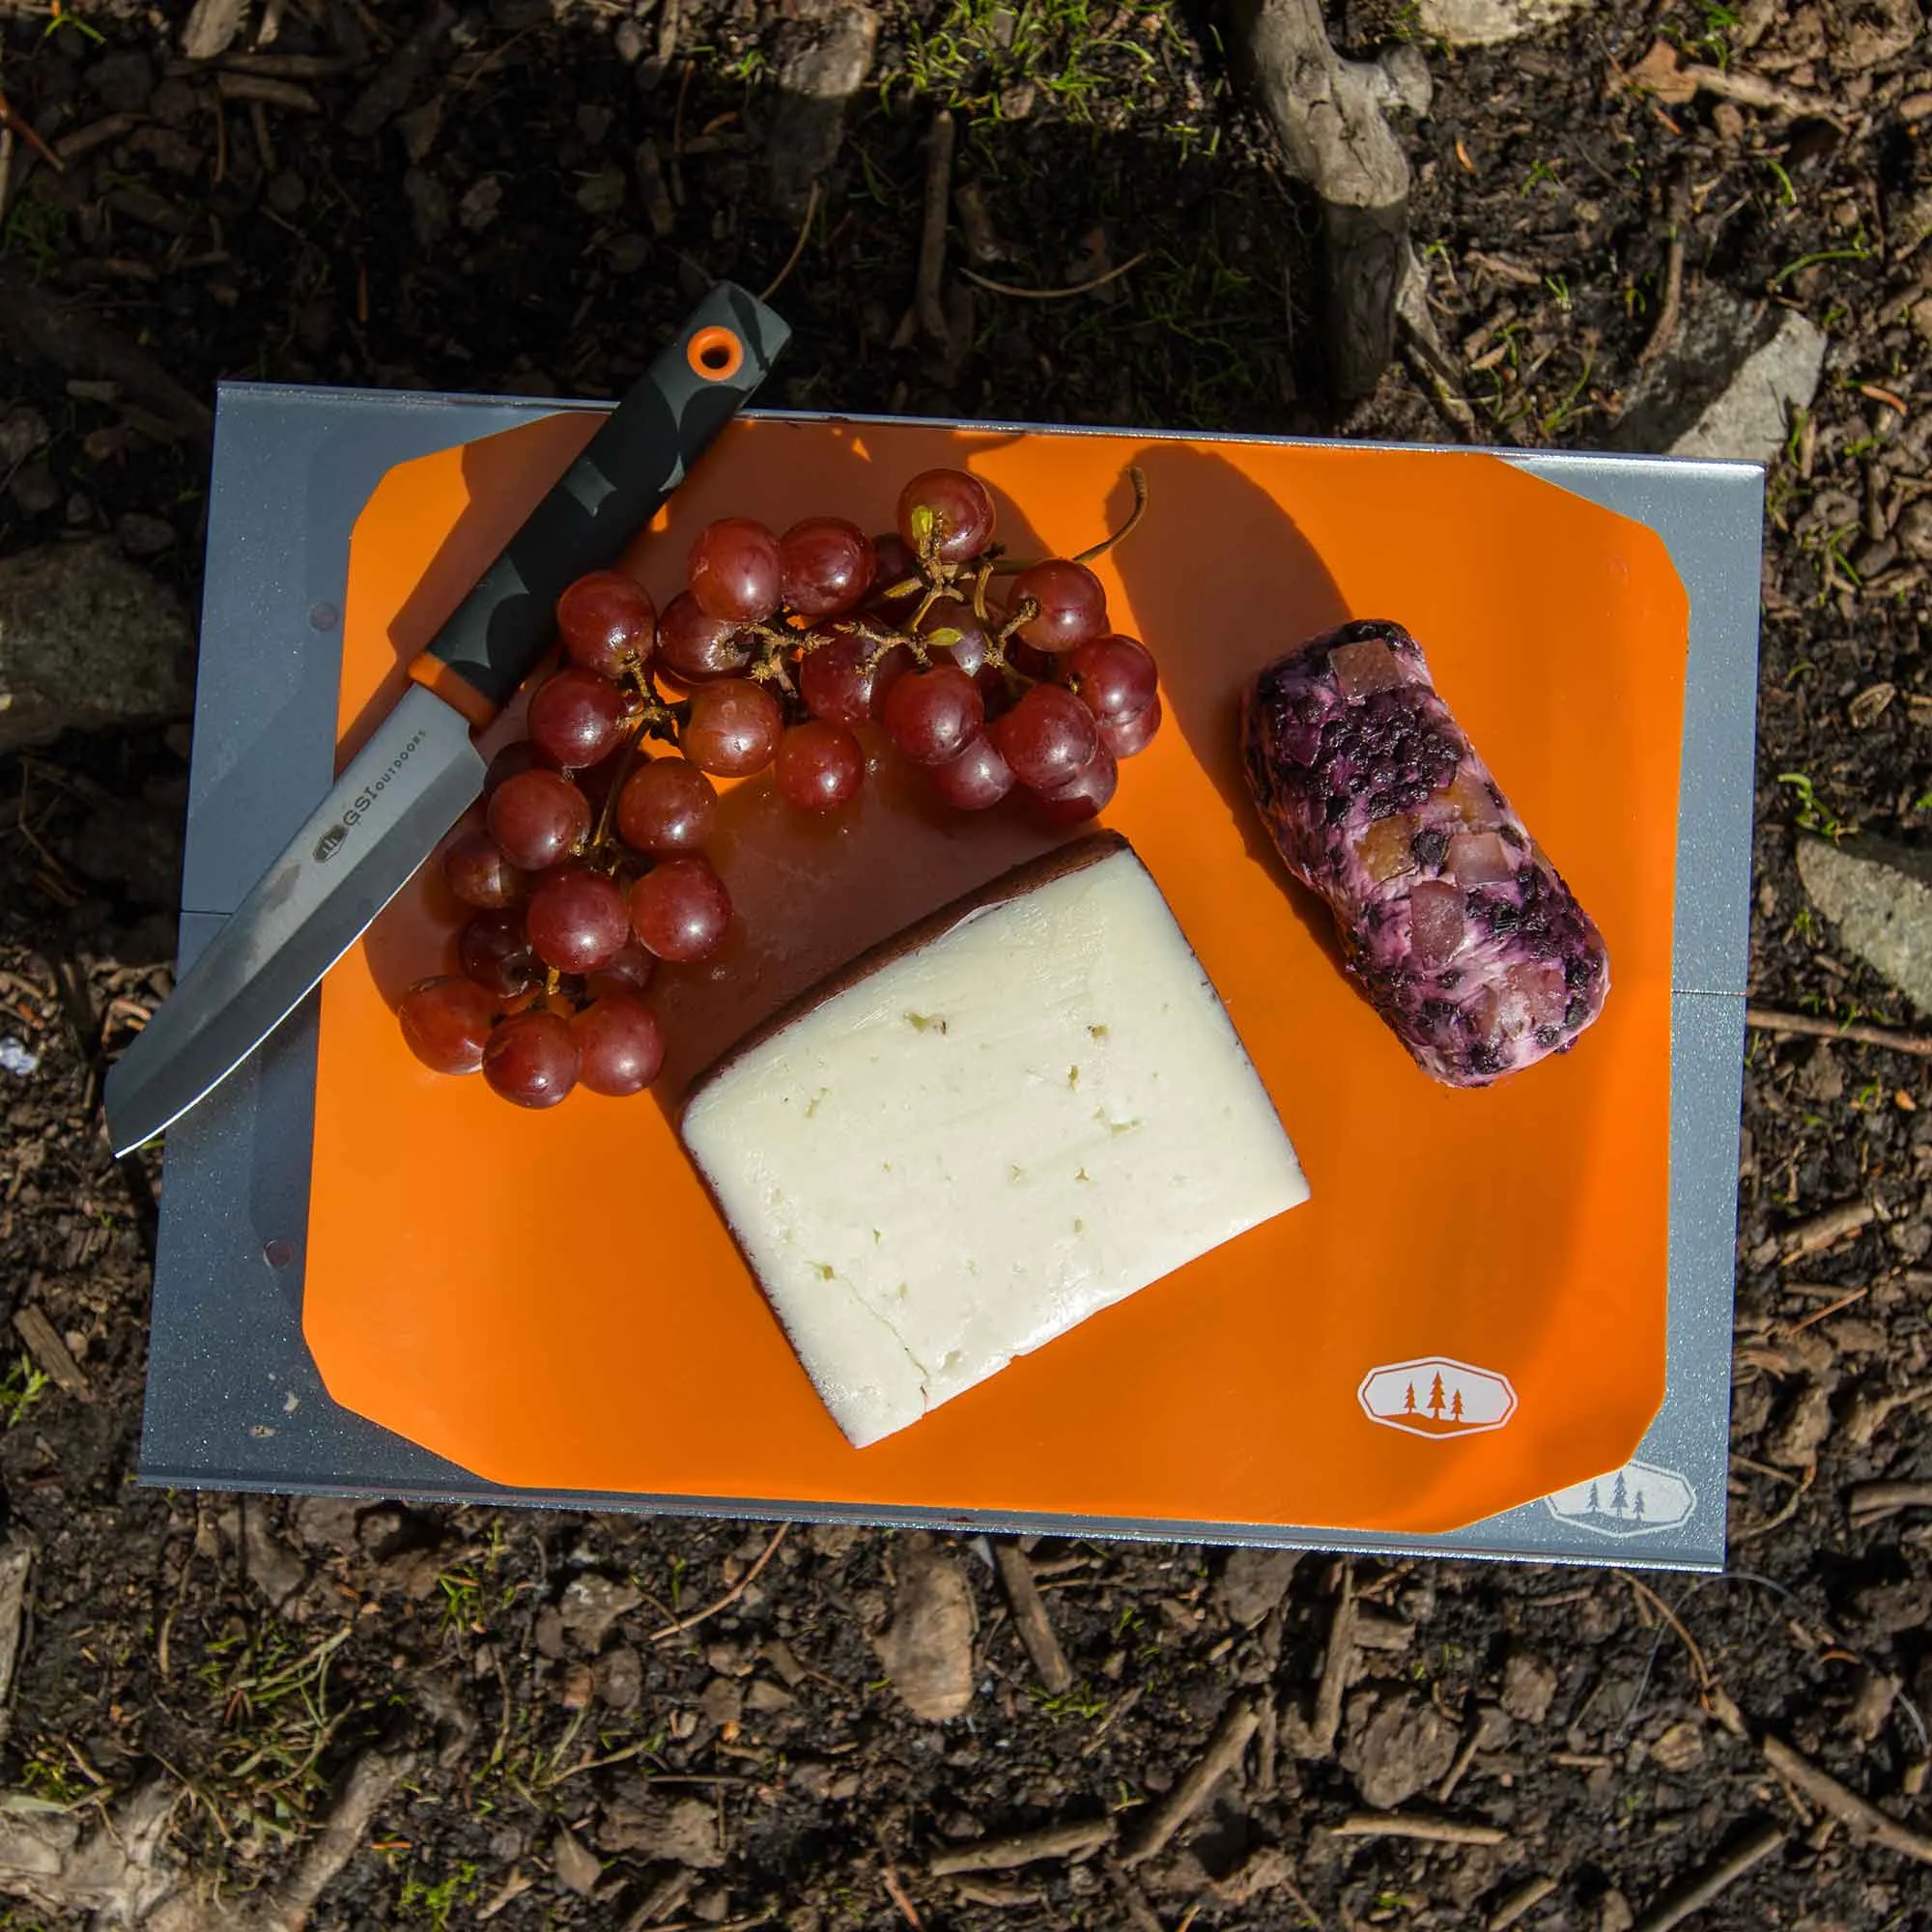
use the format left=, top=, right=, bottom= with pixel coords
left=3, top=0, right=1932, bottom=1927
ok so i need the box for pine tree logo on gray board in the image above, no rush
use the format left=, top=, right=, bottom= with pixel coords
left=1543, top=1459, right=1696, bottom=1538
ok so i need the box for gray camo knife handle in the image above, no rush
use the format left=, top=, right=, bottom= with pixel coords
left=414, top=281, right=789, bottom=723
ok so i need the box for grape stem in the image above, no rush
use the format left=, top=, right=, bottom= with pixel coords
left=1071, top=466, right=1149, bottom=565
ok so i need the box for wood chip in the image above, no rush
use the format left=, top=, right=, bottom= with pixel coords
left=1762, top=1737, right=1932, bottom=1865
left=1632, top=1823, right=1785, bottom=1932
left=993, top=1542, right=1072, bottom=1694
left=13, top=1307, right=90, bottom=1402
left=929, top=1818, right=1114, bottom=1877
left=1121, top=1697, right=1258, bottom=1866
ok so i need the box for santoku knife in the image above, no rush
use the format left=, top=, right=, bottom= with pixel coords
left=104, top=282, right=790, bottom=1158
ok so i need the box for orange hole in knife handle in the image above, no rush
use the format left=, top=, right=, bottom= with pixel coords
left=409, top=649, right=497, bottom=730
left=688, top=327, right=744, bottom=383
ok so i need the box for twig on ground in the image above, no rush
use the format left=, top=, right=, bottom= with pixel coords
left=1639, top=173, right=1689, bottom=366
left=1488, top=1875, right=1557, bottom=1932
left=1435, top=1723, right=1484, bottom=1803
left=1849, top=1480, right=1932, bottom=1523
left=1632, top=1823, right=1786, bottom=1932
left=647, top=1524, right=788, bottom=1642
left=1619, top=1573, right=1713, bottom=1699
left=961, top=253, right=1149, bottom=301
left=898, top=108, right=955, bottom=351
left=1779, top=1198, right=1877, bottom=1262
left=1284, top=1561, right=1354, bottom=1759
left=880, top=1846, right=923, bottom=1929
left=930, top=1819, right=1114, bottom=1877
left=0, top=126, right=13, bottom=226
left=1682, top=62, right=1840, bottom=120
left=760, top=180, right=819, bottom=303
left=1762, top=1737, right=1932, bottom=1865
left=1747, top=1006, right=1932, bottom=1059
left=993, top=1542, right=1073, bottom=1694
left=1330, top=1813, right=1506, bottom=1847
left=1122, top=1697, right=1259, bottom=1866
left=1732, top=1465, right=1815, bottom=1544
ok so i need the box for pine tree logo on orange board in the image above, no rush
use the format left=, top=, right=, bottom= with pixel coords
left=1357, top=1357, right=1518, bottom=1440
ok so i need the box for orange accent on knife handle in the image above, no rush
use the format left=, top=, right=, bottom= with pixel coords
left=412, top=283, right=789, bottom=724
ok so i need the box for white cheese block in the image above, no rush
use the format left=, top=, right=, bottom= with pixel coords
left=680, top=834, right=1310, bottom=1448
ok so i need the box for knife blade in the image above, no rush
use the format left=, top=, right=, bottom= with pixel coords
left=104, top=282, right=790, bottom=1158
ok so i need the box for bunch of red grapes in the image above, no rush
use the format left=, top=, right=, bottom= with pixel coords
left=397, top=466, right=1163, bottom=1109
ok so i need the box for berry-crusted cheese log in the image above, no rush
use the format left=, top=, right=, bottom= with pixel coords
left=1240, top=619, right=1609, bottom=1086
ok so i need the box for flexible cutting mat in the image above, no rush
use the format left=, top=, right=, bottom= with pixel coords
left=295, top=414, right=1689, bottom=1537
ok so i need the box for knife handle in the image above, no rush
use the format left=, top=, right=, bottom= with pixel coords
left=409, top=281, right=791, bottom=728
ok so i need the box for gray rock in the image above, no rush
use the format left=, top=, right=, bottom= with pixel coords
left=115, top=512, right=176, bottom=558
left=0, top=407, right=48, bottom=471
left=596, top=1785, right=724, bottom=1865
left=766, top=4, right=881, bottom=218
left=1500, top=1651, right=1557, bottom=1725
left=181, top=0, right=248, bottom=61
left=557, top=1573, right=641, bottom=1652
left=1611, top=293, right=1824, bottom=469
left=873, top=1531, right=976, bottom=1720
left=1341, top=1692, right=1459, bottom=1809
left=1895, top=499, right=1932, bottom=562
left=8, top=463, right=59, bottom=519
left=1215, top=1548, right=1299, bottom=1631
left=0, top=540, right=194, bottom=753
left=1418, top=0, right=1588, bottom=43
left=1797, top=833, right=1932, bottom=1016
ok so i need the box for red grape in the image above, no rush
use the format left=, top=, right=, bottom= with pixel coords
left=526, top=866, right=631, bottom=974
left=398, top=976, right=497, bottom=1074
left=572, top=992, right=667, bottom=1095
left=1098, top=693, right=1162, bottom=758
left=460, top=909, right=540, bottom=997
left=585, top=939, right=656, bottom=1000
left=484, top=1009, right=580, bottom=1108
left=800, top=628, right=911, bottom=725
left=556, top=570, right=656, bottom=678
left=1069, top=633, right=1158, bottom=721
left=990, top=684, right=1100, bottom=792
left=443, top=828, right=526, bottom=909
left=484, top=739, right=540, bottom=794
left=1010, top=558, right=1107, bottom=654
left=689, top=517, right=781, bottom=623
left=682, top=677, right=783, bottom=778
left=487, top=769, right=591, bottom=870
left=928, top=732, right=1015, bottom=810
left=657, top=590, right=755, bottom=684
left=897, top=469, right=996, bottom=563
left=882, top=665, right=984, bottom=766
left=775, top=721, right=865, bottom=811
left=780, top=517, right=875, bottom=616
left=1037, top=741, right=1119, bottom=823
left=617, top=757, right=719, bottom=853
left=629, top=856, right=732, bottom=962
left=526, top=667, right=631, bottom=769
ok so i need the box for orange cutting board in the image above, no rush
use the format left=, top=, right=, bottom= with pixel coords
left=300, top=416, right=1687, bottom=1536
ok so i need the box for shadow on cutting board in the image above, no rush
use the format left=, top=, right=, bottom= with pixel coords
left=1110, top=440, right=1350, bottom=975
